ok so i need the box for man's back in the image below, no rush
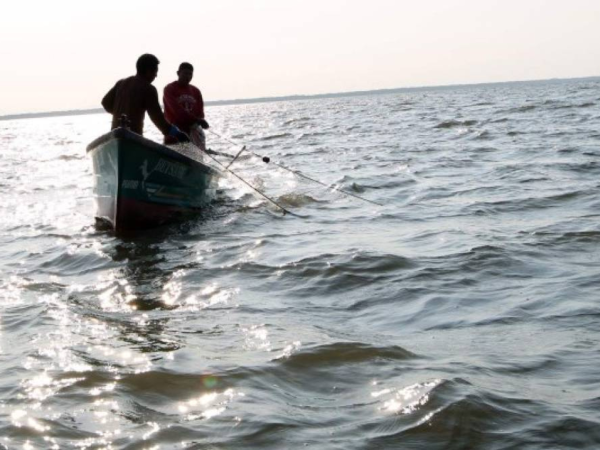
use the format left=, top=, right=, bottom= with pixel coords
left=100, top=54, right=189, bottom=143
left=102, top=75, right=162, bottom=135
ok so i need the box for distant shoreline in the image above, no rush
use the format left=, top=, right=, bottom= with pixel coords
left=1, top=75, right=598, bottom=121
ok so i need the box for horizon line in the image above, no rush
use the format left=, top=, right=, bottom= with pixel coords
left=1, top=75, right=598, bottom=121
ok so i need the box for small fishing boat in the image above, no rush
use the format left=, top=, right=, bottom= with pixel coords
left=87, top=122, right=220, bottom=233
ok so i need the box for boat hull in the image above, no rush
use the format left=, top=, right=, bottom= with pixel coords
left=87, top=128, right=219, bottom=232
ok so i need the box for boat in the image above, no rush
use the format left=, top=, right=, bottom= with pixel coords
left=86, top=122, right=220, bottom=233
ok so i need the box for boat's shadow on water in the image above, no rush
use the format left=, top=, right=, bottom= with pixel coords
left=66, top=199, right=250, bottom=356
left=92, top=201, right=235, bottom=311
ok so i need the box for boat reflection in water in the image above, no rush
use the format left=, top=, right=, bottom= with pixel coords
left=87, top=125, right=220, bottom=234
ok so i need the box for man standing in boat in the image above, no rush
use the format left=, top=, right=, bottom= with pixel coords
left=101, top=54, right=189, bottom=142
left=163, top=62, right=209, bottom=147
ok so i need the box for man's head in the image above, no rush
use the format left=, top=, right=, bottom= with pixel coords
left=177, top=62, right=194, bottom=86
left=136, top=54, right=160, bottom=83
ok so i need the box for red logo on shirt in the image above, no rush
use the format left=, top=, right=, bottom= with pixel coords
left=177, top=94, right=196, bottom=113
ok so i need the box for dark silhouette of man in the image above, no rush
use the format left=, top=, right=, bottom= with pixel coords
left=102, top=54, right=188, bottom=142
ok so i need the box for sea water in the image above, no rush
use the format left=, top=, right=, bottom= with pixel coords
left=0, top=78, right=599, bottom=449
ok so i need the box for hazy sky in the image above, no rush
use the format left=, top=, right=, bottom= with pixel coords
left=1, top=0, right=599, bottom=115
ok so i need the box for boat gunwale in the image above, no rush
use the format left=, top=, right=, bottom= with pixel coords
left=86, top=127, right=219, bottom=176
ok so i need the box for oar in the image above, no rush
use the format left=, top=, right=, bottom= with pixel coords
left=207, top=129, right=384, bottom=207
left=206, top=148, right=235, bottom=158
left=187, top=130, right=299, bottom=217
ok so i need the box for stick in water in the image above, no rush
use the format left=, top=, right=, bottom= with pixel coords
left=206, top=129, right=383, bottom=207
left=189, top=129, right=298, bottom=216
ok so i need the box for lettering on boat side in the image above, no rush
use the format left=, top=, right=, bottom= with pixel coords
left=154, top=159, right=187, bottom=179
left=122, top=180, right=139, bottom=189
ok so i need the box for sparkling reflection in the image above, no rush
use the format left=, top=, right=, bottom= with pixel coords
left=162, top=269, right=186, bottom=306
left=97, top=270, right=138, bottom=312
left=142, top=421, right=160, bottom=440
left=22, top=372, right=85, bottom=402
left=276, top=341, right=302, bottom=359
left=182, top=284, right=239, bottom=310
left=242, top=324, right=271, bottom=351
left=177, top=388, right=245, bottom=422
left=373, top=379, right=441, bottom=415
left=0, top=275, right=28, bottom=306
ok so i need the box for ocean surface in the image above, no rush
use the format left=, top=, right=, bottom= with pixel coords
left=1, top=78, right=600, bottom=449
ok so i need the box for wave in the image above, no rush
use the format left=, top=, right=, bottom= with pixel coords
left=473, top=130, right=492, bottom=140
left=276, top=193, right=321, bottom=207
left=283, top=117, right=311, bottom=126
left=258, top=133, right=294, bottom=141
left=52, top=139, right=76, bottom=146
left=363, top=378, right=590, bottom=450
left=277, top=341, right=417, bottom=367
left=459, top=189, right=592, bottom=215
left=507, top=104, right=538, bottom=113
left=528, top=230, right=600, bottom=247
left=57, top=154, right=85, bottom=161
left=552, top=102, right=596, bottom=110
left=231, top=251, right=417, bottom=296
left=434, top=119, right=478, bottom=129
left=297, top=131, right=330, bottom=140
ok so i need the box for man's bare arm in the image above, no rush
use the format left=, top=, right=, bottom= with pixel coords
left=146, top=86, right=172, bottom=135
left=101, top=84, right=117, bottom=113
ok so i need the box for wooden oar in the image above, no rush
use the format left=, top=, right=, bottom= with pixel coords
left=206, top=129, right=384, bottom=207
left=206, top=148, right=235, bottom=158
left=188, top=129, right=300, bottom=217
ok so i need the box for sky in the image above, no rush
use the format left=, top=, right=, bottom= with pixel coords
left=1, top=0, right=599, bottom=115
